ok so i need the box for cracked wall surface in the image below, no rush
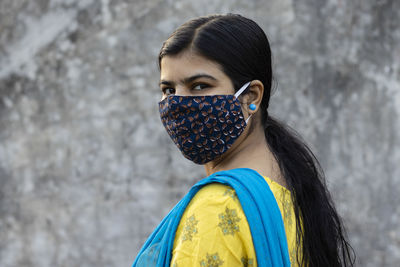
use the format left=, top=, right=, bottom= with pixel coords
left=0, top=0, right=399, bottom=266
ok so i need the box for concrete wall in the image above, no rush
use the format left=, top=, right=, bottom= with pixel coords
left=0, top=0, right=399, bottom=266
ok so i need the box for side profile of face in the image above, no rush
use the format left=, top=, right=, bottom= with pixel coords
left=159, top=50, right=235, bottom=99
left=158, top=49, right=263, bottom=166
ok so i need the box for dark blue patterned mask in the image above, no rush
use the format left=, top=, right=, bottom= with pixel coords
left=159, top=82, right=251, bottom=164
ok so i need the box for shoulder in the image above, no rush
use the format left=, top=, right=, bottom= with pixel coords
left=171, top=183, right=256, bottom=266
left=182, top=183, right=243, bottom=232
left=191, top=183, right=239, bottom=204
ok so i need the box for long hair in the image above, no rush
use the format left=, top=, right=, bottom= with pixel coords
left=158, top=14, right=355, bottom=266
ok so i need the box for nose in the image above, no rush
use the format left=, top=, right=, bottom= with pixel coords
left=174, top=85, right=191, bottom=96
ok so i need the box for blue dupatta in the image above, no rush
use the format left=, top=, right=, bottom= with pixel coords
left=132, top=168, right=291, bottom=266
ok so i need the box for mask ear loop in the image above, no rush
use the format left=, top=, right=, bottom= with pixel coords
left=234, top=82, right=252, bottom=124
left=234, top=82, right=251, bottom=98
left=245, top=114, right=252, bottom=124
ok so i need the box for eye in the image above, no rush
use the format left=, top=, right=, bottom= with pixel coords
left=192, top=83, right=209, bottom=91
left=162, top=87, right=175, bottom=96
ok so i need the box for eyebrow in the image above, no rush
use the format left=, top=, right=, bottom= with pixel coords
left=159, top=73, right=217, bottom=86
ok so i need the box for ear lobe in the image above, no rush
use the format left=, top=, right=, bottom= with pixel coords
left=249, top=103, right=257, bottom=111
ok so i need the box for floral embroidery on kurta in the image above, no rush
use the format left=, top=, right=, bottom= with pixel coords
left=281, top=189, right=293, bottom=226
left=218, top=207, right=241, bottom=235
left=241, top=256, right=254, bottom=266
left=223, top=188, right=238, bottom=201
left=200, top=252, right=224, bottom=267
left=181, top=214, right=199, bottom=242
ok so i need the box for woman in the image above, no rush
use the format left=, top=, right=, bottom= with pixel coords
left=133, top=14, right=354, bottom=266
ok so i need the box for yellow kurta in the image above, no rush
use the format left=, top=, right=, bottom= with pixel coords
left=171, top=176, right=301, bottom=266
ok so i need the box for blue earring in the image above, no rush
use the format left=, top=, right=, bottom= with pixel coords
left=249, top=103, right=256, bottom=111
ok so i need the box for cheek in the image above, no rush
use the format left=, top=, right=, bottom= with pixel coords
left=218, top=80, right=236, bottom=95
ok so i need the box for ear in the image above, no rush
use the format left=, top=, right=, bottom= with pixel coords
left=240, top=80, right=264, bottom=115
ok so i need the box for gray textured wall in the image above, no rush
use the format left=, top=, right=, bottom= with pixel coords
left=0, top=0, right=399, bottom=266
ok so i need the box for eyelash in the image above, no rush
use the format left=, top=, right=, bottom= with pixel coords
left=192, top=83, right=209, bottom=91
left=161, top=83, right=210, bottom=95
left=162, top=87, right=175, bottom=95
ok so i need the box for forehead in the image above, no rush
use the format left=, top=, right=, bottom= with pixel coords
left=160, top=51, right=227, bottom=81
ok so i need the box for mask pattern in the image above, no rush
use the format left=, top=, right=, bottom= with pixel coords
left=159, top=94, right=246, bottom=164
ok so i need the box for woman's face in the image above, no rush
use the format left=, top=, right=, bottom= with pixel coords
left=159, top=51, right=234, bottom=99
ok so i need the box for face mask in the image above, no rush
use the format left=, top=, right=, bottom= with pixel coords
left=159, top=82, right=252, bottom=164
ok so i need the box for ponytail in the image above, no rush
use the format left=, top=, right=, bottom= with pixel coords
left=264, top=115, right=355, bottom=266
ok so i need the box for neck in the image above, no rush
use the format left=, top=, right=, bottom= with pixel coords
left=204, top=122, right=286, bottom=187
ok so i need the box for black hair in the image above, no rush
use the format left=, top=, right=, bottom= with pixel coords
left=158, top=13, right=355, bottom=266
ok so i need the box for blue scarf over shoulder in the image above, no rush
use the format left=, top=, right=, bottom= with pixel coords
left=132, top=168, right=291, bottom=267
